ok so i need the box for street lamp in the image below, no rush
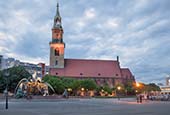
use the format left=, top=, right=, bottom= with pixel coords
left=81, top=87, right=85, bottom=91
left=117, top=86, right=121, bottom=90
left=4, top=70, right=9, bottom=109
left=136, top=82, right=140, bottom=94
left=81, top=88, right=85, bottom=96
left=117, top=86, right=121, bottom=100
left=67, top=88, right=72, bottom=92
left=67, top=88, right=72, bottom=97
left=136, top=83, right=140, bottom=87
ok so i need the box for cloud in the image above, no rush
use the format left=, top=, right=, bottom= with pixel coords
left=0, top=0, right=170, bottom=84
left=106, top=18, right=119, bottom=28
left=84, top=8, right=96, bottom=19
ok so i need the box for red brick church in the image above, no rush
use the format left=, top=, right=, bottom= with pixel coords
left=49, top=3, right=135, bottom=87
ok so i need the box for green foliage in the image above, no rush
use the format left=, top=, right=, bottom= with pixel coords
left=135, top=82, right=161, bottom=94
left=124, top=81, right=135, bottom=95
left=144, top=83, right=161, bottom=92
left=0, top=71, right=6, bottom=92
left=103, top=85, right=112, bottom=94
left=80, top=79, right=97, bottom=90
left=43, top=75, right=65, bottom=94
left=43, top=75, right=97, bottom=95
left=71, top=80, right=81, bottom=90
left=96, top=86, right=102, bottom=92
left=0, top=66, right=31, bottom=93
left=61, top=77, right=80, bottom=89
left=42, top=74, right=51, bottom=81
left=115, top=83, right=125, bottom=91
left=42, top=75, right=161, bottom=96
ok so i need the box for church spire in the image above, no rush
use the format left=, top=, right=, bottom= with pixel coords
left=53, top=1, right=62, bottom=28
left=50, top=1, right=65, bottom=69
left=56, top=2, right=60, bottom=18
left=51, top=1, right=64, bottom=43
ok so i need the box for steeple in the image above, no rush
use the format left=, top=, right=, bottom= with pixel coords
left=56, top=2, right=60, bottom=18
left=50, top=2, right=65, bottom=69
left=53, top=2, right=62, bottom=28
left=52, top=1, right=63, bottom=42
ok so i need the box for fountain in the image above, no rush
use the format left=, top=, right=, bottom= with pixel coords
left=14, top=72, right=55, bottom=98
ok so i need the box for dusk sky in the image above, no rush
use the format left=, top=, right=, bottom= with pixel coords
left=0, top=0, right=170, bottom=84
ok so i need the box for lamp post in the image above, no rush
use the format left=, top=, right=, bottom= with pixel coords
left=117, top=86, right=121, bottom=100
left=136, top=82, right=140, bottom=94
left=81, top=88, right=85, bottom=97
left=4, top=70, right=9, bottom=109
left=67, top=88, right=72, bottom=97
left=136, top=83, right=140, bottom=87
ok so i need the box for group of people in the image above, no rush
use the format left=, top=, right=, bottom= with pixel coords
left=148, top=94, right=170, bottom=101
left=136, top=93, right=170, bottom=103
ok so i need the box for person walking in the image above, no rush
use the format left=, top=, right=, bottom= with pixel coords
left=136, top=94, right=139, bottom=103
left=139, top=95, right=143, bottom=103
left=62, top=89, right=68, bottom=98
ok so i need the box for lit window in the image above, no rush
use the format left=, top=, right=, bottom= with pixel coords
left=55, top=48, right=59, bottom=56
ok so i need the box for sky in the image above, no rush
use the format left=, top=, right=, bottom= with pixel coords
left=0, top=0, right=170, bottom=84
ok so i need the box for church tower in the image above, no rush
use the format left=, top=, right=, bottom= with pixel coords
left=50, top=2, right=65, bottom=68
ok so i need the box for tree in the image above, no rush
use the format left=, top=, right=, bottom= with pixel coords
left=43, top=75, right=65, bottom=94
left=43, top=76, right=98, bottom=95
left=134, top=82, right=161, bottom=94
left=115, top=83, right=125, bottom=95
left=0, top=71, right=6, bottom=93
left=71, top=80, right=81, bottom=90
left=124, top=81, right=135, bottom=95
left=60, top=77, right=78, bottom=89
left=80, top=79, right=97, bottom=90
left=145, top=83, right=161, bottom=92
left=0, top=66, right=31, bottom=93
left=103, top=85, right=112, bottom=95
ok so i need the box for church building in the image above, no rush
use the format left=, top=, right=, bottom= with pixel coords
left=49, top=3, right=135, bottom=87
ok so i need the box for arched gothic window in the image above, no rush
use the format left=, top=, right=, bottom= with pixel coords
left=55, top=48, right=59, bottom=56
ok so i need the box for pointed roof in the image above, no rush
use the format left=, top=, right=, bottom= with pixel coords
left=53, top=2, right=62, bottom=29
left=55, top=2, right=61, bottom=19
left=121, top=68, right=134, bottom=79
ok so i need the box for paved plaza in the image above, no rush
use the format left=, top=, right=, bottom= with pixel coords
left=0, top=98, right=170, bottom=115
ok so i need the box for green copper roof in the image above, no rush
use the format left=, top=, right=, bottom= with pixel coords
left=55, top=2, right=61, bottom=19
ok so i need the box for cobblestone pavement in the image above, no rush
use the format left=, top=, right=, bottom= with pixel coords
left=0, top=98, right=170, bottom=115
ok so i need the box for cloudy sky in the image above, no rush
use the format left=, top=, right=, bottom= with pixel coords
left=0, top=0, right=170, bottom=84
